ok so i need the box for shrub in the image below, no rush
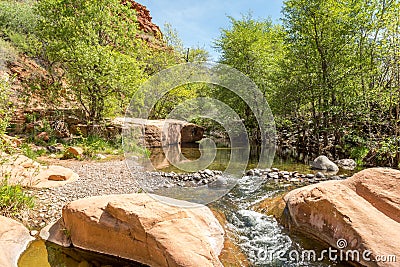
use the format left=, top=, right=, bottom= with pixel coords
left=0, top=179, right=34, bottom=216
left=0, top=76, right=12, bottom=137
left=79, top=135, right=123, bottom=157
left=0, top=0, right=40, bottom=55
left=0, top=38, right=17, bottom=71
left=20, top=143, right=46, bottom=159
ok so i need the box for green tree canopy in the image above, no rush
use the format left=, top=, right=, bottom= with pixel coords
left=35, top=0, right=148, bottom=121
left=213, top=14, right=285, bottom=139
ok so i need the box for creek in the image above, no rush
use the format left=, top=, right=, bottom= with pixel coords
left=19, top=143, right=357, bottom=266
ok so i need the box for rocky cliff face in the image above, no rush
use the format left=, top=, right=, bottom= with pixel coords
left=123, top=0, right=162, bottom=39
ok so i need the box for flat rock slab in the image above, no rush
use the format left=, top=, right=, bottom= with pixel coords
left=33, top=165, right=79, bottom=187
left=0, top=215, right=34, bottom=267
left=114, top=118, right=204, bottom=147
left=1, top=154, right=79, bottom=188
left=52, top=194, right=224, bottom=267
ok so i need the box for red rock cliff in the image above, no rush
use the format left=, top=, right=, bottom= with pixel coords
left=122, top=0, right=162, bottom=39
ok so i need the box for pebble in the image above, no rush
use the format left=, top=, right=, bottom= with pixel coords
left=95, top=154, right=107, bottom=160
left=204, top=169, right=213, bottom=176
left=246, top=170, right=255, bottom=176
left=30, top=230, right=38, bottom=236
left=193, top=173, right=201, bottom=181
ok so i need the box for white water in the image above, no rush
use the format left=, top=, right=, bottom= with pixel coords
left=217, top=176, right=347, bottom=267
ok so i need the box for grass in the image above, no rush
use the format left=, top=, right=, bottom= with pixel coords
left=0, top=179, right=34, bottom=216
left=20, top=132, right=124, bottom=160
left=61, top=135, right=124, bottom=160
left=79, top=135, right=123, bottom=156
left=20, top=143, right=46, bottom=160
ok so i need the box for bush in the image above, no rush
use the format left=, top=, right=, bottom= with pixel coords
left=0, top=180, right=34, bottom=216
left=0, top=76, right=12, bottom=137
left=0, top=0, right=40, bottom=55
left=349, top=146, right=369, bottom=166
left=80, top=135, right=123, bottom=157
left=62, top=135, right=123, bottom=159
left=0, top=38, right=17, bottom=70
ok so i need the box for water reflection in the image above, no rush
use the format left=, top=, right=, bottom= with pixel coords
left=145, top=142, right=360, bottom=177
left=144, top=142, right=276, bottom=173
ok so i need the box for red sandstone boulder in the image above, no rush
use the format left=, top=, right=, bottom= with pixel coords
left=66, top=146, right=84, bottom=157
left=52, top=194, right=224, bottom=267
left=283, top=168, right=400, bottom=267
left=36, top=131, right=49, bottom=141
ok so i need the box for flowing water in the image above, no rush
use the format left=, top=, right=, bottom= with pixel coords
left=20, top=144, right=357, bottom=266
left=149, top=143, right=356, bottom=266
left=213, top=176, right=352, bottom=266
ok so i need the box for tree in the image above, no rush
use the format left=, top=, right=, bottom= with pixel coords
left=214, top=14, right=285, bottom=140
left=35, top=0, right=148, bottom=121
left=147, top=23, right=211, bottom=119
left=0, top=0, right=40, bottom=56
left=278, top=0, right=400, bottom=163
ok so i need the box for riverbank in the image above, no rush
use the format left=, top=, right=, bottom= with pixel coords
left=20, top=156, right=351, bottom=230
left=1, top=154, right=369, bottom=267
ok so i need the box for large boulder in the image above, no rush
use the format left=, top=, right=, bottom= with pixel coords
left=310, top=155, right=339, bottom=171
left=114, top=118, right=204, bottom=147
left=52, top=194, right=224, bottom=267
left=0, top=216, right=34, bottom=267
left=283, top=168, right=400, bottom=267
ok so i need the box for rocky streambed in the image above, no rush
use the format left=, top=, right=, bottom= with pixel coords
left=3, top=154, right=397, bottom=267
left=22, top=158, right=349, bottom=230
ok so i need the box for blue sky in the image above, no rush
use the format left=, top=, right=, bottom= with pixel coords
left=140, top=0, right=284, bottom=61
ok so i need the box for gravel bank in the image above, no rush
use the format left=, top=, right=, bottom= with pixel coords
left=22, top=159, right=141, bottom=229
left=19, top=158, right=349, bottom=230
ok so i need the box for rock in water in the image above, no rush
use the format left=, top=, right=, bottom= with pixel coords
left=0, top=216, right=34, bottom=267
left=310, top=155, right=339, bottom=171
left=283, top=168, right=400, bottom=267
left=208, top=176, right=228, bottom=188
left=53, top=194, right=224, bottom=267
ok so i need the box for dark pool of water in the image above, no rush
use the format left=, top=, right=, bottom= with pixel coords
left=19, top=239, right=147, bottom=267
